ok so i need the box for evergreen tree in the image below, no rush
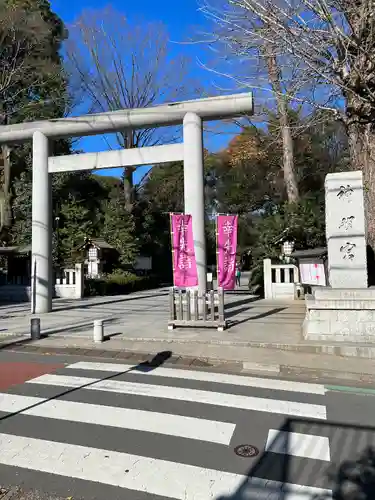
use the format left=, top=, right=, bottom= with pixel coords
left=1, top=0, right=69, bottom=241
left=102, top=199, right=138, bottom=267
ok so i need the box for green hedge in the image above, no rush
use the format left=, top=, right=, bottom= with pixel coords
left=84, top=271, right=161, bottom=297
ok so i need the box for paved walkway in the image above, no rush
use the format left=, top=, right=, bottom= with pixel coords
left=0, top=288, right=305, bottom=343
left=0, top=286, right=305, bottom=342
left=2, top=286, right=375, bottom=384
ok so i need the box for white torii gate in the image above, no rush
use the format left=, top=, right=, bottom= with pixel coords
left=0, top=93, right=253, bottom=313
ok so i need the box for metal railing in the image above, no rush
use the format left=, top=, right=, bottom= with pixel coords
left=168, top=288, right=226, bottom=331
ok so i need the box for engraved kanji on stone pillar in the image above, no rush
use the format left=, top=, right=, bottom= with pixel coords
left=325, top=171, right=367, bottom=288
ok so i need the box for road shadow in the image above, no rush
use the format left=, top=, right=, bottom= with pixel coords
left=132, top=350, right=172, bottom=372
left=0, top=350, right=172, bottom=424
left=224, top=296, right=261, bottom=311
left=54, top=290, right=169, bottom=313
left=218, top=417, right=375, bottom=499
left=225, top=306, right=254, bottom=319
left=0, top=290, right=169, bottom=314
left=225, top=290, right=259, bottom=297
left=227, top=307, right=287, bottom=327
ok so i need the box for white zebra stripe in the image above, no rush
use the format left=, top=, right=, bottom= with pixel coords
left=67, top=361, right=326, bottom=395
left=266, top=429, right=331, bottom=461
left=27, top=374, right=327, bottom=419
left=0, top=393, right=234, bottom=445
left=0, top=433, right=332, bottom=499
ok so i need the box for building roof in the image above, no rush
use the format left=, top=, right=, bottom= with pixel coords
left=77, top=237, right=115, bottom=251
left=0, top=245, right=30, bottom=255
left=0, top=238, right=116, bottom=256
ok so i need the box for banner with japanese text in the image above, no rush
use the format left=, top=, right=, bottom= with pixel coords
left=170, top=213, right=198, bottom=287
left=217, top=214, right=238, bottom=290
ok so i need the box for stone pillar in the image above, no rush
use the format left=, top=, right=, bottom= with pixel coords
left=183, top=112, right=206, bottom=296
left=326, top=171, right=367, bottom=289
left=75, top=263, right=84, bottom=299
left=263, top=259, right=273, bottom=299
left=31, top=131, right=52, bottom=313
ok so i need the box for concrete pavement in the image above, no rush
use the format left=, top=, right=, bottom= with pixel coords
left=0, top=351, right=374, bottom=499
left=0, top=287, right=304, bottom=342
left=2, top=286, right=375, bottom=385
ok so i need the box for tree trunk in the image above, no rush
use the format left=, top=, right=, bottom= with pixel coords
left=347, top=121, right=375, bottom=250
left=265, top=50, right=300, bottom=203
left=0, top=145, right=12, bottom=236
left=122, top=131, right=136, bottom=212
left=123, top=166, right=135, bottom=212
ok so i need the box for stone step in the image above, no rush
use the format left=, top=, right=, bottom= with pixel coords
left=237, top=340, right=375, bottom=359
left=312, top=287, right=375, bottom=300
left=306, top=297, right=375, bottom=310
left=307, top=309, right=375, bottom=321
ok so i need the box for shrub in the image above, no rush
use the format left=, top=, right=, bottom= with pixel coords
left=84, top=270, right=160, bottom=296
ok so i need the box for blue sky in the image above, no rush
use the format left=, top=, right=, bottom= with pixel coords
left=50, top=0, right=240, bottom=181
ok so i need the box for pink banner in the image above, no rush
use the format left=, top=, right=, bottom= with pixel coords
left=170, top=214, right=198, bottom=287
left=217, top=215, right=238, bottom=290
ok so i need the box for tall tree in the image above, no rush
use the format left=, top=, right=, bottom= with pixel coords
left=0, top=0, right=68, bottom=239
left=214, top=125, right=284, bottom=214
left=102, top=199, right=139, bottom=267
left=202, top=0, right=375, bottom=248
left=199, top=1, right=301, bottom=203
left=66, top=6, right=197, bottom=211
left=264, top=47, right=300, bottom=202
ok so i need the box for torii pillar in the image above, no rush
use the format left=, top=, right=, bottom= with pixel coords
left=0, top=93, right=253, bottom=313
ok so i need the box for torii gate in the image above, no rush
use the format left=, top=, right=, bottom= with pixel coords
left=0, top=93, right=253, bottom=313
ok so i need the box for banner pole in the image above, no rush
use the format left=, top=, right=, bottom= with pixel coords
left=216, top=214, right=219, bottom=291
left=169, top=212, right=176, bottom=288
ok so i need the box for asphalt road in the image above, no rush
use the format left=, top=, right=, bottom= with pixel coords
left=0, top=351, right=374, bottom=500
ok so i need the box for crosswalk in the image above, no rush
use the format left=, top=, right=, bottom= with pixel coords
left=0, top=360, right=334, bottom=499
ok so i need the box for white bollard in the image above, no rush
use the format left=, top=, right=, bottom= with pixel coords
left=93, top=320, right=104, bottom=343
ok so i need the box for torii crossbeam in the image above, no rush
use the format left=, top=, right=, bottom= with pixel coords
left=0, top=93, right=253, bottom=313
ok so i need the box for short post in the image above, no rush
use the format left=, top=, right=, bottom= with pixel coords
left=210, top=290, right=215, bottom=321
left=263, top=259, right=273, bottom=299
left=168, top=288, right=175, bottom=330
left=169, top=288, right=175, bottom=321
left=93, top=320, right=104, bottom=343
left=193, top=290, right=199, bottom=320
left=186, top=290, right=192, bottom=321
left=30, top=318, right=41, bottom=340
left=177, top=290, right=183, bottom=320
left=217, top=288, right=225, bottom=332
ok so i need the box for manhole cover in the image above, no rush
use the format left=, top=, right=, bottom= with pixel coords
left=234, top=444, right=259, bottom=458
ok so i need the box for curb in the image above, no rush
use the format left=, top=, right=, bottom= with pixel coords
left=4, top=342, right=375, bottom=386
left=279, top=365, right=375, bottom=386
left=241, top=342, right=375, bottom=360
left=5, top=334, right=375, bottom=360
left=4, top=342, right=235, bottom=370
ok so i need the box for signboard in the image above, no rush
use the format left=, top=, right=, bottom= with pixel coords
left=299, top=261, right=326, bottom=286
left=170, top=213, right=198, bottom=287
left=217, top=214, right=238, bottom=290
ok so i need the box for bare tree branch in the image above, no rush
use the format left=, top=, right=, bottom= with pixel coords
left=199, top=0, right=375, bottom=246
left=196, top=0, right=305, bottom=201
left=65, top=6, right=202, bottom=210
